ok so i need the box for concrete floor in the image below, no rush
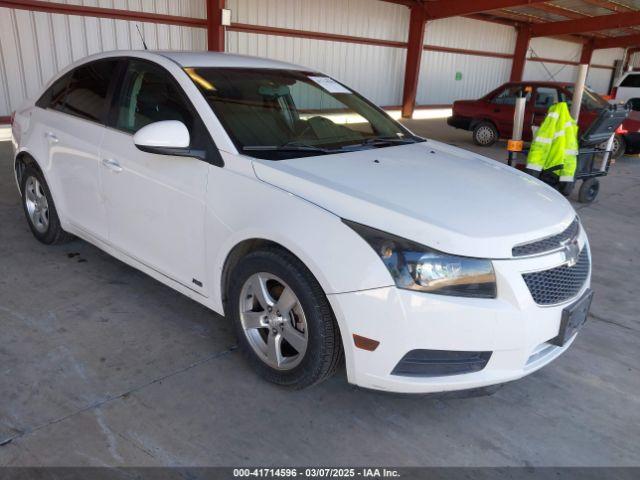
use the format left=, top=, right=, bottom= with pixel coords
left=0, top=119, right=639, bottom=467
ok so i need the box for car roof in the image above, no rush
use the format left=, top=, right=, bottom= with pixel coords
left=90, top=50, right=311, bottom=71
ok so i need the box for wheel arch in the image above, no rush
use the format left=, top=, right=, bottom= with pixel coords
left=14, top=150, right=44, bottom=194
left=220, top=238, right=327, bottom=314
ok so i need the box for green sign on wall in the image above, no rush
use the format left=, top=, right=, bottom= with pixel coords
left=455, top=72, right=462, bottom=81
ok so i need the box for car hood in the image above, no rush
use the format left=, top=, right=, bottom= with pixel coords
left=251, top=141, right=576, bottom=259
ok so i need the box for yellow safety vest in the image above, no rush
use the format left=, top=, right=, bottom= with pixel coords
left=527, top=103, right=559, bottom=173
left=526, top=102, right=578, bottom=182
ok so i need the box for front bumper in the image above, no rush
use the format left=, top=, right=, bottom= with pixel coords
left=328, top=238, right=590, bottom=394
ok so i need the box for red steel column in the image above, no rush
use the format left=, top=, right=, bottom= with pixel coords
left=510, top=25, right=531, bottom=82
left=401, top=6, right=427, bottom=119
left=580, top=39, right=594, bottom=65
left=207, top=0, right=226, bottom=52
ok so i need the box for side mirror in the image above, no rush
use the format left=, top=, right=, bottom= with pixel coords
left=133, top=120, right=206, bottom=160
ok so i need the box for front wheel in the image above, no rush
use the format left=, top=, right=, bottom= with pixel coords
left=227, top=248, right=343, bottom=389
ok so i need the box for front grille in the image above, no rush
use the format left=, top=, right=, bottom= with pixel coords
left=512, top=217, right=580, bottom=257
left=522, top=248, right=590, bottom=305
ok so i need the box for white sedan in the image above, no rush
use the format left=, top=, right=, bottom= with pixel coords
left=10, top=51, right=592, bottom=393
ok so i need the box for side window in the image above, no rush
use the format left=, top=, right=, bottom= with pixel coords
left=114, top=61, right=195, bottom=134
left=61, top=60, right=119, bottom=122
left=534, top=87, right=559, bottom=110
left=112, top=60, right=217, bottom=161
left=491, top=86, right=532, bottom=106
left=36, top=71, right=73, bottom=110
left=620, top=74, right=640, bottom=88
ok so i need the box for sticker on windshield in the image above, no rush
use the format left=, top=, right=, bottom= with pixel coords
left=308, top=76, right=352, bottom=94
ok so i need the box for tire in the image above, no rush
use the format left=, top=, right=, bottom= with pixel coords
left=227, top=248, right=343, bottom=389
left=611, top=135, right=626, bottom=160
left=20, top=164, right=74, bottom=245
left=472, top=121, right=498, bottom=146
left=578, top=178, right=600, bottom=204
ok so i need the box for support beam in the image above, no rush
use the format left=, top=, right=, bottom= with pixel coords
left=401, top=6, right=427, bottom=118
left=531, top=11, right=640, bottom=37
left=594, top=34, right=640, bottom=50
left=0, top=0, right=206, bottom=28
left=206, top=0, right=226, bottom=51
left=423, top=0, right=549, bottom=20
left=510, top=25, right=531, bottom=82
left=580, top=39, right=595, bottom=65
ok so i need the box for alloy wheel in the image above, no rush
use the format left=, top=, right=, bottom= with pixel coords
left=239, top=272, right=308, bottom=370
left=24, top=176, right=49, bottom=233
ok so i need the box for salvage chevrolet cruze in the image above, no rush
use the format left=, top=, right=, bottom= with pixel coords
left=10, top=51, right=592, bottom=393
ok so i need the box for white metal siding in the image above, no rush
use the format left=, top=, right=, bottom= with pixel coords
left=424, top=17, right=516, bottom=55
left=227, top=0, right=409, bottom=42
left=528, top=37, right=582, bottom=63
left=591, top=48, right=624, bottom=67
left=416, top=17, right=514, bottom=105
left=417, top=51, right=511, bottom=104
left=523, top=37, right=581, bottom=84
left=523, top=61, right=578, bottom=83
left=0, top=0, right=206, bottom=116
left=586, top=68, right=614, bottom=94
left=226, top=31, right=406, bottom=106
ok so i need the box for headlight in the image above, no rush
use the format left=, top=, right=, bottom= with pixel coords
left=344, top=220, right=496, bottom=298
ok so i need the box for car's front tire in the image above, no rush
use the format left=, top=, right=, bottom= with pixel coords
left=20, top=165, right=73, bottom=245
left=227, top=248, right=343, bottom=389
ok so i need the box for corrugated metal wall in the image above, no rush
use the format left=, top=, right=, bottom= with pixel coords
left=0, top=0, right=206, bottom=116
left=0, top=0, right=628, bottom=116
left=225, top=0, right=408, bottom=106
left=587, top=48, right=623, bottom=93
left=524, top=37, right=581, bottom=84
left=227, top=0, right=408, bottom=42
left=417, top=17, right=515, bottom=104
left=226, top=32, right=407, bottom=107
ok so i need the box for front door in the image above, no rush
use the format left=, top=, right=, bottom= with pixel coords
left=100, top=59, right=211, bottom=293
left=488, top=84, right=533, bottom=139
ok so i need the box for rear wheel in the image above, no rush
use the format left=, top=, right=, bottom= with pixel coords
left=472, top=122, right=498, bottom=146
left=20, top=165, right=73, bottom=244
left=227, top=248, right=343, bottom=389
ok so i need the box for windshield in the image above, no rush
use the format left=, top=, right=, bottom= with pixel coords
left=185, top=67, right=423, bottom=160
left=564, top=86, right=608, bottom=111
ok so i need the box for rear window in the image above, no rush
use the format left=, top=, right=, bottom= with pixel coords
left=62, top=60, right=119, bottom=122
left=620, top=74, right=640, bottom=88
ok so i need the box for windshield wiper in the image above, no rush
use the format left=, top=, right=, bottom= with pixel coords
left=361, top=135, right=422, bottom=146
left=242, top=141, right=335, bottom=153
left=341, top=135, right=424, bottom=150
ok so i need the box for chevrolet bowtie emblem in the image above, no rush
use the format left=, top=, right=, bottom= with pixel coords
left=562, top=238, right=580, bottom=267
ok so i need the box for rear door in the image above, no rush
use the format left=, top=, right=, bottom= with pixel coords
left=100, top=59, right=213, bottom=293
left=37, top=59, right=121, bottom=241
left=531, top=86, right=562, bottom=139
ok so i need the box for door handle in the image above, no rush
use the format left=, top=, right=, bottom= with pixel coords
left=102, top=158, right=123, bottom=173
left=44, top=132, right=59, bottom=143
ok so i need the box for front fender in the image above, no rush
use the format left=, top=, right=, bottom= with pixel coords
left=205, top=163, right=394, bottom=314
